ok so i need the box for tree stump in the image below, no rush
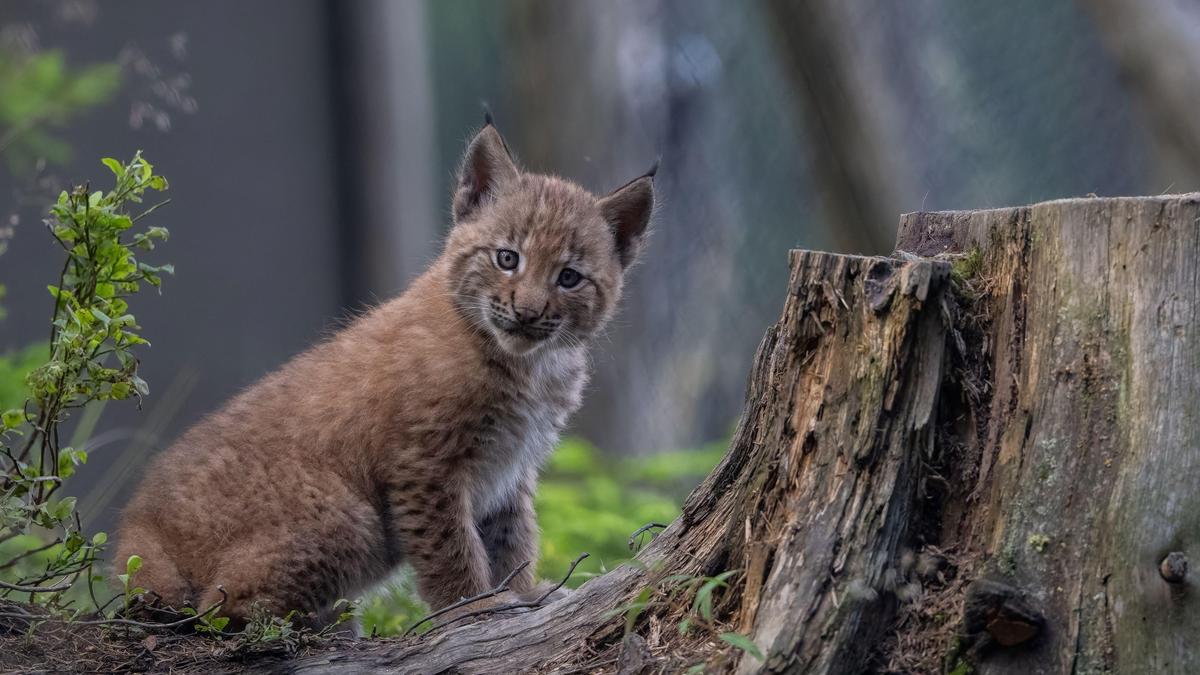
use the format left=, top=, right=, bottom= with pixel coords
left=894, top=195, right=1200, bottom=673
left=283, top=194, right=1199, bottom=674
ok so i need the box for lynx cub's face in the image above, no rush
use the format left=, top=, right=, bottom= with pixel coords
left=446, top=122, right=654, bottom=356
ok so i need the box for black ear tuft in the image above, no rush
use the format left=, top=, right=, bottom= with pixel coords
left=597, top=169, right=656, bottom=268
left=453, top=123, right=519, bottom=223
left=482, top=104, right=494, bottom=127
left=644, top=157, right=660, bottom=179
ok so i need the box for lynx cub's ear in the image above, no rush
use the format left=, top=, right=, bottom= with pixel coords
left=453, top=121, right=520, bottom=223
left=598, top=161, right=657, bottom=267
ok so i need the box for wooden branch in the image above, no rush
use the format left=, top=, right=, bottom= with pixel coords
left=423, top=553, right=590, bottom=635
left=405, top=562, right=532, bottom=636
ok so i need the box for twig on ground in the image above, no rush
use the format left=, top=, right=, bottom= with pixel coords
left=0, top=578, right=74, bottom=593
left=427, top=552, right=590, bottom=634
left=404, top=561, right=531, bottom=636
left=628, top=522, right=668, bottom=552
left=0, top=587, right=227, bottom=632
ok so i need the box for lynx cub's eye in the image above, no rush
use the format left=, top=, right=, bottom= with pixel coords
left=496, top=249, right=519, bottom=271
left=557, top=267, right=582, bottom=289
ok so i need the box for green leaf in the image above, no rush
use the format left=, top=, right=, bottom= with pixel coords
left=695, top=579, right=722, bottom=620
left=2, top=408, right=25, bottom=429
left=51, top=496, right=77, bottom=521
left=625, top=586, right=654, bottom=634
left=92, top=531, right=108, bottom=546
left=101, top=158, right=123, bottom=177
left=126, top=554, right=143, bottom=577
left=64, top=530, right=84, bottom=553
left=718, top=633, right=764, bottom=661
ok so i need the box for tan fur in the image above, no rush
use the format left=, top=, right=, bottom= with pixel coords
left=114, top=122, right=655, bottom=626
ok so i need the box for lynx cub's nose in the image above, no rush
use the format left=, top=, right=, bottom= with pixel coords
left=513, top=305, right=541, bottom=324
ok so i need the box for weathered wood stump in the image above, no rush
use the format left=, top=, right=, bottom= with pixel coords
left=895, top=195, right=1200, bottom=674
left=281, top=195, right=1198, bottom=674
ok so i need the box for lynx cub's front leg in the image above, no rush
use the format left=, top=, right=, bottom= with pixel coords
left=478, top=478, right=539, bottom=593
left=480, top=473, right=572, bottom=604
left=390, top=481, right=492, bottom=611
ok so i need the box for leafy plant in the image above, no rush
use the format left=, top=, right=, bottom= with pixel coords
left=607, top=568, right=764, bottom=664
left=718, top=631, right=764, bottom=662
left=214, top=599, right=355, bottom=652
left=117, top=554, right=145, bottom=614
left=0, top=153, right=170, bottom=614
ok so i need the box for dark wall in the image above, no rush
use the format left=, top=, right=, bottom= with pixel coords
left=0, top=0, right=346, bottom=531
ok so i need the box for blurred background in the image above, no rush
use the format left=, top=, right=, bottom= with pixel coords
left=0, top=0, right=1196, bottom=630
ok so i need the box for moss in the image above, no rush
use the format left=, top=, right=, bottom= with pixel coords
left=943, top=638, right=974, bottom=675
left=950, top=247, right=984, bottom=285
left=947, top=660, right=974, bottom=675
left=1036, top=459, right=1053, bottom=482
left=999, top=540, right=1018, bottom=574
left=1027, top=533, right=1051, bottom=553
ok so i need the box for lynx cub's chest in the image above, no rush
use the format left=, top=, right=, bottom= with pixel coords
left=471, top=351, right=584, bottom=517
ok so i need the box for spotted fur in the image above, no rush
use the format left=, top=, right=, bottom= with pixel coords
left=114, top=121, right=654, bottom=627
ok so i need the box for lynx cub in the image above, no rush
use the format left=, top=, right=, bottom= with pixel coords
left=115, top=118, right=655, bottom=626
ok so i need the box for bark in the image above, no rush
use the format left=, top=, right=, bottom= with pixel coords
left=895, top=194, right=1200, bottom=673
left=276, top=194, right=1198, bottom=674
